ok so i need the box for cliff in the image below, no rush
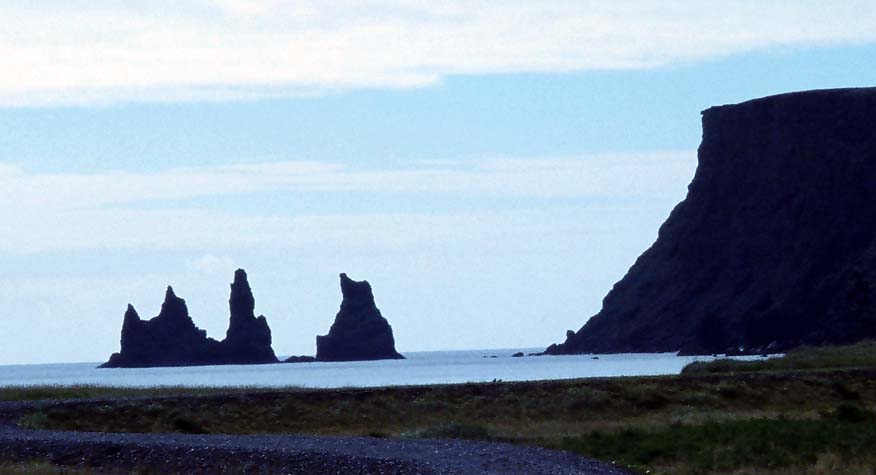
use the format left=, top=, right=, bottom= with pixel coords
left=316, top=273, right=404, bottom=361
left=101, top=269, right=278, bottom=368
left=546, top=88, right=876, bottom=356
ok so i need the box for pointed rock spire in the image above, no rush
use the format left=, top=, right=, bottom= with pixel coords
left=101, top=269, right=278, bottom=368
left=118, top=304, right=142, bottom=355
left=316, top=273, right=404, bottom=362
left=157, top=285, right=190, bottom=323
left=223, top=268, right=278, bottom=363
left=338, top=273, right=376, bottom=312
left=123, top=304, right=140, bottom=323
left=229, top=268, right=256, bottom=326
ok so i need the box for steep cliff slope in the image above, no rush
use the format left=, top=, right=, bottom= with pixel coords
left=547, top=88, right=876, bottom=355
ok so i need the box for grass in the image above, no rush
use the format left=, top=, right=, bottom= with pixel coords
left=563, top=405, right=876, bottom=475
left=9, top=342, right=876, bottom=474
left=17, top=369, right=876, bottom=474
left=0, top=384, right=305, bottom=402
left=682, top=341, right=876, bottom=375
left=22, top=372, right=871, bottom=436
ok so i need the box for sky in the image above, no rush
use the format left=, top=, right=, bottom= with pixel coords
left=1, top=1, right=876, bottom=365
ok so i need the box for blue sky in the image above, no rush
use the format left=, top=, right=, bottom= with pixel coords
left=1, top=1, right=875, bottom=364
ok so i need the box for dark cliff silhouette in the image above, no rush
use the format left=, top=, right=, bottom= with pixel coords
left=315, top=273, right=404, bottom=362
left=546, top=88, right=876, bottom=356
left=101, top=269, right=278, bottom=368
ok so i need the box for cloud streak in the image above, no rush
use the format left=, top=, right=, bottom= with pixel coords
left=1, top=1, right=875, bottom=106
left=0, top=152, right=695, bottom=253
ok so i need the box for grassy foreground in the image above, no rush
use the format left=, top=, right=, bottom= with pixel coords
left=682, top=341, right=876, bottom=375
left=7, top=344, right=876, bottom=475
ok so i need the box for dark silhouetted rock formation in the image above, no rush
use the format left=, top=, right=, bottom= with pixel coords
left=101, top=269, right=278, bottom=368
left=223, top=269, right=278, bottom=364
left=101, top=287, right=222, bottom=368
left=284, top=355, right=317, bottom=363
left=546, top=88, right=876, bottom=356
left=316, top=273, right=404, bottom=362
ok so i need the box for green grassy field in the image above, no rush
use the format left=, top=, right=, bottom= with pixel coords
left=0, top=384, right=301, bottom=403
left=6, top=343, right=876, bottom=475
left=682, top=341, right=876, bottom=375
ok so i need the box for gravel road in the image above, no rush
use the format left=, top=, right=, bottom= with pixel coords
left=0, top=400, right=632, bottom=475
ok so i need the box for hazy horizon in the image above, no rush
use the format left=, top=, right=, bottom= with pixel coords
left=2, top=1, right=876, bottom=364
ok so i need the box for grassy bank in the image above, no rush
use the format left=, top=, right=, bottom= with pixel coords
left=8, top=344, right=876, bottom=475
left=0, top=385, right=299, bottom=403
left=15, top=371, right=876, bottom=474
left=682, top=340, right=876, bottom=375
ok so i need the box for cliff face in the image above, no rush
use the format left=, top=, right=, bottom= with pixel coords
left=546, top=88, right=876, bottom=356
left=316, top=273, right=404, bottom=362
left=101, top=269, right=278, bottom=368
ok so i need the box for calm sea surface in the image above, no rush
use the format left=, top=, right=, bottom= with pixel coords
left=0, top=350, right=757, bottom=388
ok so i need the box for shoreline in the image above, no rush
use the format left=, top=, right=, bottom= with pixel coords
left=2, top=366, right=876, bottom=474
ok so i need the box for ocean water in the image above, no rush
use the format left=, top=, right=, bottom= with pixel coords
left=0, top=350, right=757, bottom=388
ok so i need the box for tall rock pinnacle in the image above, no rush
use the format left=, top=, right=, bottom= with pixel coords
left=227, top=269, right=256, bottom=337
left=223, top=268, right=278, bottom=364
left=315, top=273, right=404, bottom=362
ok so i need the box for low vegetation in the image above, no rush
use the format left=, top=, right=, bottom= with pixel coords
left=681, top=340, right=876, bottom=375
left=7, top=343, right=876, bottom=475
left=563, top=406, right=876, bottom=475
left=0, top=385, right=297, bottom=403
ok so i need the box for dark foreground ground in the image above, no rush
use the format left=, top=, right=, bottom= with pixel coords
left=0, top=413, right=625, bottom=475
left=0, top=395, right=629, bottom=475
left=3, top=343, right=876, bottom=474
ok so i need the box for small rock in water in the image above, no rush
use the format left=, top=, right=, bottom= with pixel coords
left=284, top=355, right=317, bottom=363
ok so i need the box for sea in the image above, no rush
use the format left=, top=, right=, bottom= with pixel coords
left=0, top=350, right=767, bottom=389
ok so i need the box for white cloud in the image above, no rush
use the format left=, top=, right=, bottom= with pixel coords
left=0, top=152, right=696, bottom=253
left=1, top=1, right=875, bottom=106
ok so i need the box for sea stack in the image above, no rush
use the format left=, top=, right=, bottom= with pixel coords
left=223, top=269, right=278, bottom=364
left=316, top=273, right=404, bottom=362
left=546, top=88, right=876, bottom=356
left=101, top=287, right=221, bottom=368
left=101, top=269, right=278, bottom=368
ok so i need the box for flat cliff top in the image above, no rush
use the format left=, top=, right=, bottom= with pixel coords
left=704, top=87, right=876, bottom=114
